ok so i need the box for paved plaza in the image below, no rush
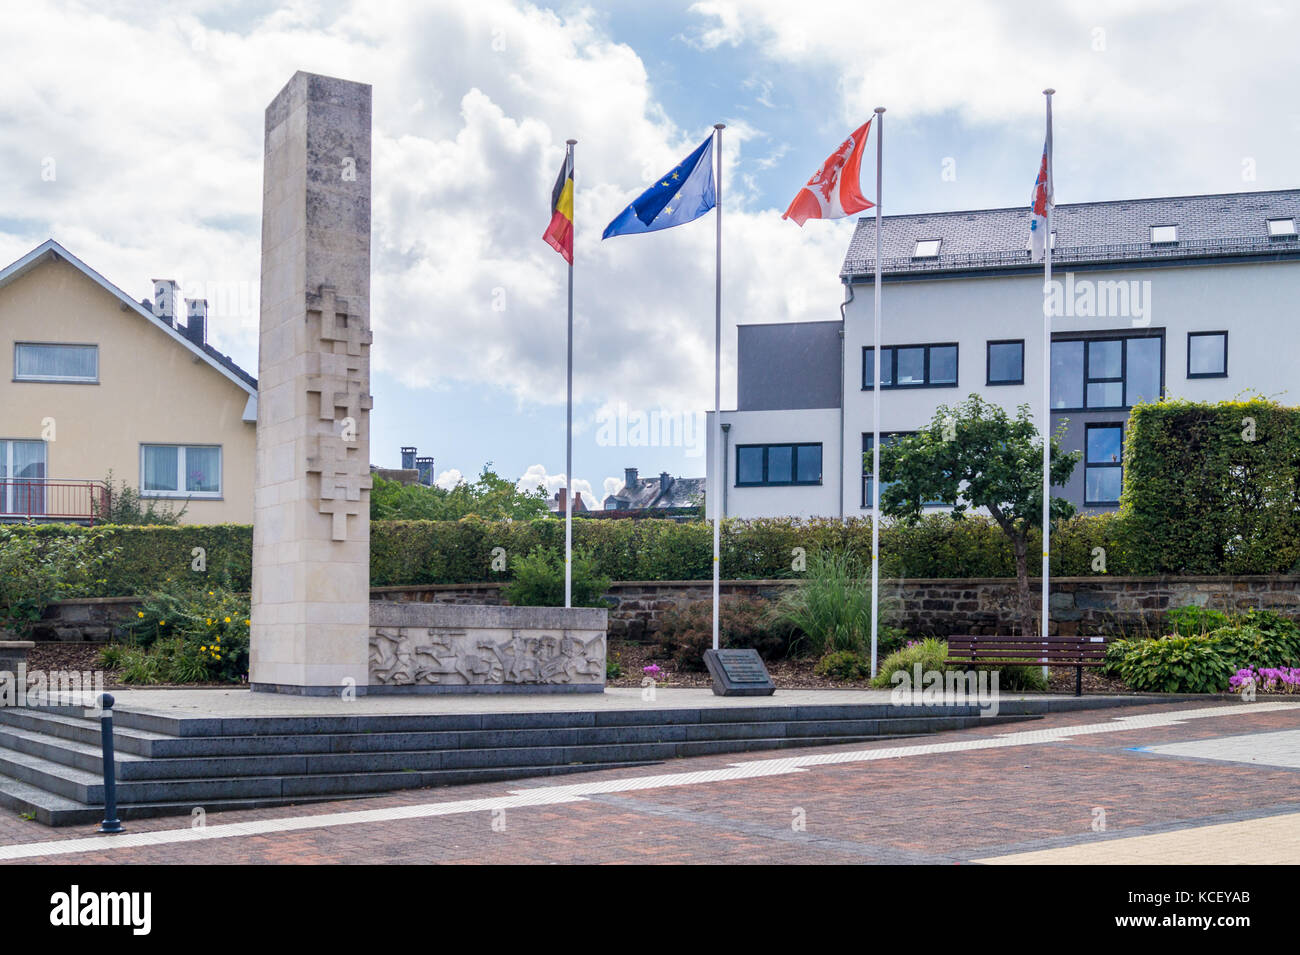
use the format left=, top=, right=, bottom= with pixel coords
left=1, top=699, right=1296, bottom=865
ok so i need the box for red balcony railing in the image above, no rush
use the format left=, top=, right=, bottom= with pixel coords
left=0, top=480, right=111, bottom=525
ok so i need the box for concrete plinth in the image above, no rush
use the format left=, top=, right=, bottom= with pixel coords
left=368, top=603, right=607, bottom=694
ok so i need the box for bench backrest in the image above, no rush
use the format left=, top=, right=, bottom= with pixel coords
left=946, top=634, right=1109, bottom=663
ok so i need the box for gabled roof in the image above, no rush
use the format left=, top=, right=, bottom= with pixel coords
left=604, top=474, right=706, bottom=510
left=841, top=187, right=1300, bottom=279
left=0, top=239, right=258, bottom=397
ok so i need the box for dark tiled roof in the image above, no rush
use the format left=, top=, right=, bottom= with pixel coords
left=841, top=188, right=1300, bottom=278
left=603, top=475, right=706, bottom=510
left=202, top=342, right=257, bottom=389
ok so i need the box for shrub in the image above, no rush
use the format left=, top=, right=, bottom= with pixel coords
left=1114, top=634, right=1235, bottom=693
left=93, top=471, right=187, bottom=525
left=774, top=549, right=892, bottom=657
left=1107, top=608, right=1300, bottom=691
left=1121, top=398, right=1300, bottom=574
left=501, top=546, right=611, bottom=608
left=121, top=578, right=250, bottom=682
left=654, top=596, right=794, bottom=670
left=870, top=638, right=949, bottom=687
left=814, top=650, right=871, bottom=681
left=869, top=637, right=1048, bottom=691
left=1167, top=605, right=1231, bottom=636
left=0, top=528, right=116, bottom=636
left=1229, top=667, right=1300, bottom=694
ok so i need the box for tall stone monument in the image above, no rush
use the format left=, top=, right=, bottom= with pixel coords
left=251, top=72, right=373, bottom=694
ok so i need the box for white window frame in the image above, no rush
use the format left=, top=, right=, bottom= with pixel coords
left=912, top=238, right=942, bottom=259
left=14, top=342, right=99, bottom=383
left=1150, top=225, right=1178, bottom=245
left=1267, top=217, right=1297, bottom=237
left=140, top=444, right=223, bottom=498
left=0, top=439, right=48, bottom=514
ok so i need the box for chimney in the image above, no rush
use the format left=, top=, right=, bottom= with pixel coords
left=415, top=456, right=434, bottom=486
left=152, top=279, right=178, bottom=326
left=184, top=298, right=208, bottom=347
left=573, top=491, right=585, bottom=511
left=400, top=446, right=417, bottom=470
left=624, top=467, right=638, bottom=489
left=555, top=487, right=568, bottom=512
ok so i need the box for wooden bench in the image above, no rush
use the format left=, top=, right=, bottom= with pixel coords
left=944, top=635, right=1110, bottom=696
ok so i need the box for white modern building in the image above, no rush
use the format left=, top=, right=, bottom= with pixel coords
left=708, top=188, right=1300, bottom=519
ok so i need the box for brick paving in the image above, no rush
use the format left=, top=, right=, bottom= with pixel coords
left=2, top=700, right=1298, bottom=864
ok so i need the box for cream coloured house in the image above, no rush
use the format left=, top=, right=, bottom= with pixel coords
left=0, top=240, right=256, bottom=524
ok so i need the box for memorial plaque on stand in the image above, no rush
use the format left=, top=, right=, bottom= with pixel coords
left=702, top=648, right=775, bottom=696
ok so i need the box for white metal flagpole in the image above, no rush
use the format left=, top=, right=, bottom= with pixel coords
left=1040, top=91, right=1054, bottom=671
left=712, top=123, right=724, bottom=651
left=870, top=106, right=884, bottom=678
left=565, top=138, right=576, bottom=609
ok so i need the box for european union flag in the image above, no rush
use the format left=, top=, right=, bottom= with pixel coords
left=603, top=134, right=716, bottom=239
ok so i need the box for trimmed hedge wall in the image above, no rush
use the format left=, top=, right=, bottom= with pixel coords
left=7, top=523, right=254, bottom=596
left=4, top=513, right=1126, bottom=597
left=1121, top=399, right=1300, bottom=575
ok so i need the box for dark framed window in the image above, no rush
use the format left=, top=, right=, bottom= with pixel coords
left=862, top=433, right=948, bottom=509
left=1050, top=333, right=1163, bottom=411
left=863, top=343, right=958, bottom=390
left=735, top=443, right=822, bottom=487
left=1084, top=424, right=1124, bottom=506
left=1187, top=331, right=1228, bottom=378
left=986, top=339, right=1025, bottom=385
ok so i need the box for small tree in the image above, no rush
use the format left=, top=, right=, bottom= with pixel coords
left=876, top=395, right=1079, bottom=637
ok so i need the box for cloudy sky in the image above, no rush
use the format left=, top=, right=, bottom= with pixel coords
left=2, top=1, right=1296, bottom=504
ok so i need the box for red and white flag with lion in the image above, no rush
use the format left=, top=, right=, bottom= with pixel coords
left=782, top=120, right=874, bottom=226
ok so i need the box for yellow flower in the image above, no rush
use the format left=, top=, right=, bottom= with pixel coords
left=224, top=617, right=231, bottom=624
left=137, top=611, right=145, bottom=619
left=160, top=621, right=166, bottom=626
left=244, top=620, right=250, bottom=626
left=208, top=591, right=214, bottom=596
left=200, top=646, right=207, bottom=652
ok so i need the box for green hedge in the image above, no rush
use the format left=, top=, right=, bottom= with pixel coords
left=1121, top=398, right=1300, bottom=575
left=5, top=524, right=254, bottom=596
left=4, top=513, right=1130, bottom=598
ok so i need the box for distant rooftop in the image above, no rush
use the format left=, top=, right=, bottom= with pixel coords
left=841, top=188, right=1300, bottom=279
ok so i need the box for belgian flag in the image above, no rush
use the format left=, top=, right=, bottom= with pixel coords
left=543, top=151, right=574, bottom=264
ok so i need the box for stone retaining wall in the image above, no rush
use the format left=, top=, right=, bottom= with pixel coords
left=28, top=576, right=1300, bottom=643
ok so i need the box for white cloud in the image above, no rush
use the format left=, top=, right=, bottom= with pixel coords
left=4, top=0, right=1294, bottom=445
left=433, top=468, right=464, bottom=490
left=0, top=0, right=850, bottom=422
left=516, top=463, right=610, bottom=508
left=686, top=1, right=1300, bottom=196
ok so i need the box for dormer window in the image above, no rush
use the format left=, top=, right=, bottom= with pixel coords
left=1150, top=225, right=1178, bottom=245
left=913, top=239, right=941, bottom=259
left=1267, top=217, right=1297, bottom=238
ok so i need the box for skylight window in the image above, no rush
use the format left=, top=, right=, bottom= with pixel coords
left=913, top=239, right=941, bottom=258
left=1150, top=225, right=1178, bottom=244
left=1267, top=217, right=1297, bottom=237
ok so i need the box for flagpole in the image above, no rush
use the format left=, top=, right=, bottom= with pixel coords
left=565, top=138, right=576, bottom=609
left=1040, top=90, right=1054, bottom=672
left=870, top=106, right=884, bottom=678
left=712, top=123, right=725, bottom=651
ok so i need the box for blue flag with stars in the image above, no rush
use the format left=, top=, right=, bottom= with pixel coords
left=603, top=135, right=716, bottom=239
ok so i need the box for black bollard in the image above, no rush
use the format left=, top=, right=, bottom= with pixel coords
left=97, top=692, right=123, bottom=834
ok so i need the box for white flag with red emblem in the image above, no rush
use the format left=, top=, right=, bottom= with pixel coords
left=1028, top=135, right=1053, bottom=263
left=782, top=120, right=874, bottom=226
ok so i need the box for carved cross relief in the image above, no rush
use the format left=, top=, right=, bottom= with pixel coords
left=305, top=284, right=373, bottom=541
